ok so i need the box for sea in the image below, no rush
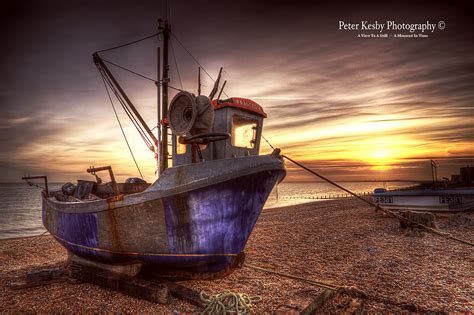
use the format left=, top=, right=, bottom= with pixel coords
left=0, top=181, right=412, bottom=240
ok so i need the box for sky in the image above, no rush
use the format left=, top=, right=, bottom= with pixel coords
left=1, top=0, right=473, bottom=183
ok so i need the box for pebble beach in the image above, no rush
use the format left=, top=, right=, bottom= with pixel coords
left=0, top=198, right=472, bottom=313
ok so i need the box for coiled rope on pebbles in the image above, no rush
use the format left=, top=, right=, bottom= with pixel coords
left=200, top=290, right=262, bottom=314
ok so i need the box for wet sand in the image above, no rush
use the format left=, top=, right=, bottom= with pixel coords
left=0, top=198, right=472, bottom=313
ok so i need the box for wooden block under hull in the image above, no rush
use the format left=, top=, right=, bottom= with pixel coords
left=68, top=252, right=143, bottom=277
left=68, top=264, right=170, bottom=304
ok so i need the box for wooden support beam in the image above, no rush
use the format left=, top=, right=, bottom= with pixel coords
left=69, top=266, right=170, bottom=304
left=10, top=278, right=67, bottom=290
left=162, top=280, right=206, bottom=308
left=10, top=267, right=68, bottom=290
left=275, top=289, right=335, bottom=315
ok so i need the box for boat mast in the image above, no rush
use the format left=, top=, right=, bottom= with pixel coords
left=157, top=46, right=161, bottom=176
left=158, top=19, right=170, bottom=174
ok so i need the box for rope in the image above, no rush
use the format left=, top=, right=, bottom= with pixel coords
left=170, top=39, right=183, bottom=90
left=261, top=135, right=473, bottom=247
left=96, top=32, right=160, bottom=53
left=282, top=155, right=375, bottom=208
left=171, top=33, right=229, bottom=98
left=262, top=135, right=275, bottom=150
left=99, top=72, right=144, bottom=179
left=200, top=290, right=262, bottom=315
left=24, top=179, right=44, bottom=190
left=281, top=155, right=474, bottom=247
left=246, top=264, right=438, bottom=312
left=245, top=264, right=339, bottom=292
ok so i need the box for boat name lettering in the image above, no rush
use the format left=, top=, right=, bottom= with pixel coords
left=439, top=195, right=462, bottom=204
left=373, top=196, right=393, bottom=204
left=236, top=99, right=259, bottom=110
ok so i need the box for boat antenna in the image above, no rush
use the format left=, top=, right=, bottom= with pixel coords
left=430, top=160, right=438, bottom=187
left=209, top=67, right=223, bottom=99
left=217, top=80, right=227, bottom=100
left=158, top=18, right=170, bottom=173
left=198, top=67, right=201, bottom=95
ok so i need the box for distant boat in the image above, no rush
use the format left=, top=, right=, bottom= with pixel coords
left=372, top=188, right=474, bottom=212
left=23, top=20, right=285, bottom=279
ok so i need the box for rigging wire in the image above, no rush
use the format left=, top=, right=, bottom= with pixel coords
left=94, top=30, right=191, bottom=94
left=105, top=67, right=151, bottom=146
left=99, top=56, right=183, bottom=150
left=170, top=39, right=184, bottom=90
left=99, top=71, right=144, bottom=179
left=170, top=33, right=229, bottom=98
left=96, top=32, right=161, bottom=53
left=166, top=84, right=184, bottom=92
left=99, top=66, right=155, bottom=150
left=101, top=58, right=184, bottom=92
left=102, top=59, right=156, bottom=83
left=94, top=32, right=163, bottom=151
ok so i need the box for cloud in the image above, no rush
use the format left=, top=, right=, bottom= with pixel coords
left=0, top=0, right=472, bottom=182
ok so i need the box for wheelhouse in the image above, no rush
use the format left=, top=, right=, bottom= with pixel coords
left=172, top=97, right=267, bottom=166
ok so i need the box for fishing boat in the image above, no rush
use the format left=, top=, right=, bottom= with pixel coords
left=23, top=20, right=285, bottom=279
left=372, top=188, right=474, bottom=212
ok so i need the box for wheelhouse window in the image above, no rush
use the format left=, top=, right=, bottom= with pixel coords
left=232, top=115, right=257, bottom=149
left=177, top=141, right=187, bottom=154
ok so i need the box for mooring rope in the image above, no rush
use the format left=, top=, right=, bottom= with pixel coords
left=245, top=264, right=339, bottom=292
left=282, top=154, right=474, bottom=247
left=23, top=179, right=44, bottom=190
left=200, top=290, right=262, bottom=315
left=261, top=135, right=473, bottom=247
left=245, top=264, right=439, bottom=313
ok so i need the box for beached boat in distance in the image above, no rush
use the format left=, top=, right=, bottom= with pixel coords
left=373, top=164, right=474, bottom=212
left=372, top=188, right=474, bottom=212
left=23, top=19, right=285, bottom=279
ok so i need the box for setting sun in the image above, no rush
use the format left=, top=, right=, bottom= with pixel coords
left=370, top=148, right=392, bottom=160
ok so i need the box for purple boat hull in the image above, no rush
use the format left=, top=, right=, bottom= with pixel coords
left=42, top=154, right=285, bottom=276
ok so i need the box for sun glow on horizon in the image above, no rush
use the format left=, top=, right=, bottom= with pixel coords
left=367, top=148, right=395, bottom=171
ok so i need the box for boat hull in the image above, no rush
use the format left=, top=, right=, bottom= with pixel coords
left=42, top=154, right=285, bottom=276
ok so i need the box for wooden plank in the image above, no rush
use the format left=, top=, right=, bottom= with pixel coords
left=10, top=267, right=68, bottom=290
left=10, top=278, right=67, bottom=290
left=275, top=289, right=335, bottom=315
left=26, top=268, right=64, bottom=282
left=162, top=280, right=206, bottom=308
left=70, top=267, right=170, bottom=304
left=119, top=277, right=169, bottom=304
